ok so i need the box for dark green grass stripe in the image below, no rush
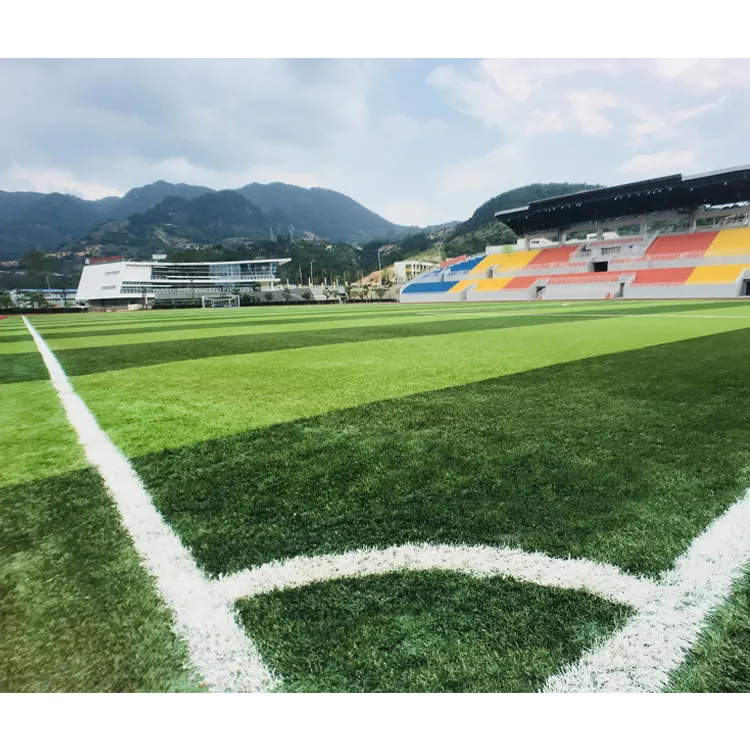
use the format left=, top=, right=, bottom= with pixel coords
left=54, top=311, right=604, bottom=378
left=135, top=328, right=750, bottom=577
left=0, top=322, right=48, bottom=385
left=667, top=565, right=750, bottom=692
left=0, top=469, right=199, bottom=692
left=0, top=351, right=48, bottom=384
left=238, top=571, right=630, bottom=692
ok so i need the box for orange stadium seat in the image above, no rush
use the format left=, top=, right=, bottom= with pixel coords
left=528, top=245, right=576, bottom=266
left=645, top=232, right=717, bottom=257
left=631, top=268, right=695, bottom=285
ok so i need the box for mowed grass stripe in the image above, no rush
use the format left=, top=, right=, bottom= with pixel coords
left=237, top=571, right=630, bottom=692
left=0, top=380, right=87, bottom=488
left=32, top=299, right=748, bottom=342
left=73, top=312, right=750, bottom=459
left=6, top=301, right=744, bottom=382
left=133, top=328, right=750, bottom=577
left=54, top=311, right=607, bottom=377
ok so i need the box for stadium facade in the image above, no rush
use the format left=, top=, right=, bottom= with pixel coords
left=75, top=256, right=291, bottom=307
left=401, top=166, right=750, bottom=302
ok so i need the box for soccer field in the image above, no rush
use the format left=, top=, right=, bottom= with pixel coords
left=3, top=299, right=750, bottom=692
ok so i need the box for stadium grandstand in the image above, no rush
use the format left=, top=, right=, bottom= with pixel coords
left=75, top=256, right=291, bottom=308
left=401, top=166, right=750, bottom=302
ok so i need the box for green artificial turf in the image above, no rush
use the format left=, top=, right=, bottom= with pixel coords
left=134, top=328, right=750, bottom=577
left=54, top=310, right=604, bottom=377
left=0, top=470, right=200, bottom=692
left=46, top=299, right=750, bottom=378
left=74, top=311, right=750, bottom=457
left=0, top=381, right=87, bottom=487
left=0, top=339, right=200, bottom=692
left=668, top=566, right=750, bottom=692
left=237, top=571, right=630, bottom=692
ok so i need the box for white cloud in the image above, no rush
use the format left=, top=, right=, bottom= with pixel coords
left=568, top=90, right=618, bottom=135
left=649, top=58, right=750, bottom=94
left=439, top=143, right=525, bottom=202
left=5, top=164, right=121, bottom=199
left=627, top=98, right=724, bottom=145
left=619, top=150, right=697, bottom=179
left=427, top=59, right=621, bottom=137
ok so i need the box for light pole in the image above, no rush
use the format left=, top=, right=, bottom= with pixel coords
left=310, top=259, right=315, bottom=286
left=378, top=248, right=382, bottom=273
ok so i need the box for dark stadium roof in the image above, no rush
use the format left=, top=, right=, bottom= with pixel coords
left=496, top=166, right=750, bottom=235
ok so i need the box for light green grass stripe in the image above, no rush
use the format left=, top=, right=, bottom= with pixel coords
left=72, top=313, right=750, bottom=457
left=35, top=301, right=750, bottom=353
left=0, top=380, right=89, bottom=488
left=40, top=308, right=606, bottom=352
left=32, top=303, right=546, bottom=337
left=29, top=299, right=714, bottom=334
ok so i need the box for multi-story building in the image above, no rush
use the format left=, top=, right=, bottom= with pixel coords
left=75, top=256, right=291, bottom=306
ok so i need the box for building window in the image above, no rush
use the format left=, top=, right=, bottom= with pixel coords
left=104, top=270, right=120, bottom=276
left=101, top=285, right=116, bottom=290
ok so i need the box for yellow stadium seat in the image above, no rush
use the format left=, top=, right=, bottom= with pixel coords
left=469, top=249, right=541, bottom=277
left=685, top=264, right=748, bottom=284
left=473, top=277, right=514, bottom=292
left=449, top=279, right=475, bottom=294
left=705, top=228, right=750, bottom=256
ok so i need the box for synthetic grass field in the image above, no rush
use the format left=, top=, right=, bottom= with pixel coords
left=3, top=299, right=750, bottom=692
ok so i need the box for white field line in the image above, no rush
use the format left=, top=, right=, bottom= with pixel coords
left=214, top=542, right=659, bottom=610
left=544, top=489, right=750, bottom=693
left=22, top=316, right=278, bottom=694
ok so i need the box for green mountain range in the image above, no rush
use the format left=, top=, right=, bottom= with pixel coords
left=0, top=180, right=430, bottom=260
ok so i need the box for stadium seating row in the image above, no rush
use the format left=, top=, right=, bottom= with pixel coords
left=402, top=264, right=750, bottom=295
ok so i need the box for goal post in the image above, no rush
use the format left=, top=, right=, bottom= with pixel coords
left=201, top=294, right=241, bottom=309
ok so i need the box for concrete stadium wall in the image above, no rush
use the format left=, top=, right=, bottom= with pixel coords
left=542, top=283, right=616, bottom=300
left=466, top=289, right=534, bottom=302
left=623, top=283, right=743, bottom=300
left=400, top=292, right=460, bottom=303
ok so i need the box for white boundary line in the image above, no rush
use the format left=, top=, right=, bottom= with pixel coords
left=544, top=490, right=750, bottom=692
left=214, top=542, right=659, bottom=610
left=23, top=315, right=750, bottom=693
left=23, top=316, right=278, bottom=693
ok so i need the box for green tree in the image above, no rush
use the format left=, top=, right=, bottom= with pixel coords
left=0, top=290, right=13, bottom=308
left=375, top=287, right=387, bottom=301
left=282, top=287, right=293, bottom=303
left=264, top=292, right=274, bottom=303
left=301, top=290, right=313, bottom=302
left=23, top=249, right=48, bottom=273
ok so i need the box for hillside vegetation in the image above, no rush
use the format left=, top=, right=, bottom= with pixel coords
left=0, top=181, right=603, bottom=291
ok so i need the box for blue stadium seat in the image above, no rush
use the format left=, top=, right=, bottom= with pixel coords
left=401, top=281, right=457, bottom=294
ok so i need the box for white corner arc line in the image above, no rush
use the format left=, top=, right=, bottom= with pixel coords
left=543, top=489, right=750, bottom=693
left=214, top=542, right=660, bottom=610
left=23, top=316, right=278, bottom=693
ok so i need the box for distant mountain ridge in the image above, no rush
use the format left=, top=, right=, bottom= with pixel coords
left=0, top=180, right=421, bottom=260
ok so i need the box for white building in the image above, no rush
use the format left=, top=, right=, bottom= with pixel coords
left=393, top=260, right=438, bottom=283
left=75, top=256, right=291, bottom=306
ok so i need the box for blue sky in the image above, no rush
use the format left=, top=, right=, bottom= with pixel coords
left=1, top=58, right=748, bottom=226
